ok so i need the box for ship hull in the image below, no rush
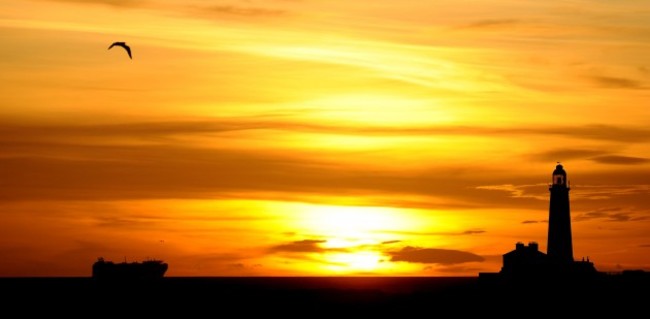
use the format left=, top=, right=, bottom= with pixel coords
left=92, top=259, right=168, bottom=280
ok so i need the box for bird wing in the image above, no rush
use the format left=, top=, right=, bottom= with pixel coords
left=108, top=42, right=124, bottom=49
left=108, top=42, right=132, bottom=59
left=123, top=45, right=132, bottom=59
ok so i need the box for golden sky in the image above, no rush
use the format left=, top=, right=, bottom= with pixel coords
left=1, top=0, right=649, bottom=276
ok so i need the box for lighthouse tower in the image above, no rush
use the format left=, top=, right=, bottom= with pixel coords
left=547, top=163, right=574, bottom=264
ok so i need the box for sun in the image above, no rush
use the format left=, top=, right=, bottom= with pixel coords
left=288, top=204, right=418, bottom=274
left=326, top=251, right=385, bottom=273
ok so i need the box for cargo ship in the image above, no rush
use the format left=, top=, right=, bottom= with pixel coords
left=92, top=257, right=168, bottom=280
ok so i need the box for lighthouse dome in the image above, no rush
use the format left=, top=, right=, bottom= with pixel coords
left=552, top=163, right=567, bottom=185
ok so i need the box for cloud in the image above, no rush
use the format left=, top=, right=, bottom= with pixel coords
left=476, top=184, right=547, bottom=201
left=268, top=240, right=487, bottom=268
left=590, top=155, right=650, bottom=165
left=388, top=246, right=484, bottom=265
left=457, top=19, right=521, bottom=29
left=531, top=149, right=609, bottom=162
left=639, top=244, right=650, bottom=248
left=57, top=240, right=116, bottom=263
left=431, top=265, right=486, bottom=274
left=461, top=230, right=485, bottom=235
left=572, top=185, right=650, bottom=201
left=201, top=5, right=287, bottom=17
left=188, top=252, right=245, bottom=263
left=3, top=119, right=650, bottom=146
left=573, top=207, right=648, bottom=222
left=383, top=229, right=486, bottom=237
left=182, top=4, right=289, bottom=22
left=479, top=254, right=506, bottom=264
left=532, top=149, right=650, bottom=165
left=2, top=119, right=650, bottom=213
left=589, top=76, right=645, bottom=89
left=269, top=239, right=327, bottom=253
left=0, top=120, right=514, bottom=207
left=639, top=66, right=650, bottom=75
left=93, top=215, right=161, bottom=229
left=177, top=252, right=271, bottom=275
left=42, top=0, right=142, bottom=7
left=381, top=240, right=401, bottom=245
left=522, top=220, right=546, bottom=224
left=518, top=125, right=650, bottom=143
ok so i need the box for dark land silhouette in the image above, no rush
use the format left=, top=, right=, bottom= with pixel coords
left=1, top=164, right=648, bottom=315
left=1, top=274, right=648, bottom=316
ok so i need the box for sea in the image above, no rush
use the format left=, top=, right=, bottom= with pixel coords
left=0, top=276, right=645, bottom=316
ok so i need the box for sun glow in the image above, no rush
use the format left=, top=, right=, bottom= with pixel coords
left=298, top=205, right=414, bottom=239
left=302, top=94, right=456, bottom=126
left=325, top=251, right=385, bottom=273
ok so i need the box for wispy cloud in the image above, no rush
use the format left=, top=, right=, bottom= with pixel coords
left=200, top=5, right=287, bottom=17
left=532, top=149, right=609, bottom=162
left=388, top=246, right=484, bottom=265
left=2, top=119, right=650, bottom=213
left=461, top=230, right=486, bottom=235
left=589, top=76, right=646, bottom=89
left=382, top=229, right=487, bottom=237
left=532, top=149, right=650, bottom=165
left=430, top=254, right=503, bottom=274
left=590, top=155, right=650, bottom=165
left=41, top=0, right=143, bottom=7
left=181, top=252, right=266, bottom=274
left=3, top=120, right=650, bottom=144
left=476, top=184, right=547, bottom=201
left=573, top=207, right=648, bottom=222
left=57, top=240, right=116, bottom=262
left=91, top=212, right=271, bottom=231
left=457, top=19, right=521, bottom=30
left=572, top=185, right=650, bottom=201
left=534, top=125, right=650, bottom=143
left=639, top=66, right=650, bottom=74
left=267, top=239, right=486, bottom=267
left=93, top=215, right=161, bottom=229
left=432, top=265, right=486, bottom=274
left=522, top=220, right=547, bottom=224
left=269, top=239, right=327, bottom=253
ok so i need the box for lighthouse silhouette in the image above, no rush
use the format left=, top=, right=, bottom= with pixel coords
left=547, top=163, right=574, bottom=264
left=485, top=163, right=597, bottom=279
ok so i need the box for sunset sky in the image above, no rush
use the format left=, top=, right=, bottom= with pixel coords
left=1, top=0, right=650, bottom=277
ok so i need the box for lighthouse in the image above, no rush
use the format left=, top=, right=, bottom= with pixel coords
left=547, top=163, right=574, bottom=264
left=481, top=163, right=598, bottom=282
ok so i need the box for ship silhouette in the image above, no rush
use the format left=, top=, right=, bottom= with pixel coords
left=92, top=257, right=168, bottom=280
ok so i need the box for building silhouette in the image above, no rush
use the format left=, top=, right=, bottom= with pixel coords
left=500, top=241, right=547, bottom=275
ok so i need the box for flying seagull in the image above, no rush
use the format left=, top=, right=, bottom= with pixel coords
left=108, top=42, right=132, bottom=59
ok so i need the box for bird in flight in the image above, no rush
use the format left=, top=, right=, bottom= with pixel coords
left=108, top=42, right=132, bottom=59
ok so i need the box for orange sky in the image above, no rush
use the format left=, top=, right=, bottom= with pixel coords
left=1, top=0, right=649, bottom=277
